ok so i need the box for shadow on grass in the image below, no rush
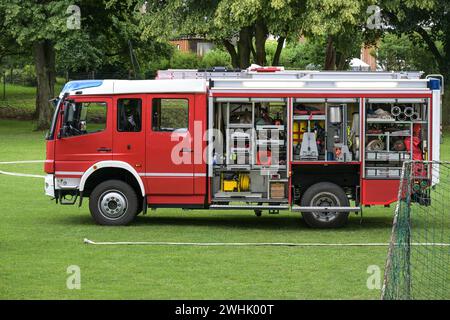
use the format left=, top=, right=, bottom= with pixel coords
left=56, top=211, right=393, bottom=232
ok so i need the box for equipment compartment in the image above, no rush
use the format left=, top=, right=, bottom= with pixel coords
left=363, top=98, right=429, bottom=179
left=212, top=98, right=288, bottom=203
left=292, top=98, right=360, bottom=162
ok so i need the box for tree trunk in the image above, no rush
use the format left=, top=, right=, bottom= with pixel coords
left=223, top=39, right=240, bottom=69
left=254, top=19, right=268, bottom=66
left=272, top=36, right=285, bottom=66
left=324, top=36, right=336, bottom=70
left=250, top=39, right=257, bottom=64
left=33, top=40, right=55, bottom=130
left=336, top=51, right=347, bottom=70
left=238, top=27, right=252, bottom=69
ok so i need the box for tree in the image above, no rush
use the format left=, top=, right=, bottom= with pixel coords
left=214, top=0, right=307, bottom=67
left=0, top=0, right=71, bottom=129
left=301, top=0, right=380, bottom=70
left=382, top=0, right=449, bottom=77
left=0, top=0, right=169, bottom=129
left=140, top=0, right=307, bottom=69
left=380, top=0, right=450, bottom=123
left=377, top=33, right=439, bottom=74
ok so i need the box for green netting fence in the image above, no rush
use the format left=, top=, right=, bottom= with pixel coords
left=382, top=161, right=450, bottom=300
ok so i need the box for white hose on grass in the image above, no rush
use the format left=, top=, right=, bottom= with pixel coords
left=83, top=238, right=450, bottom=247
left=0, top=160, right=45, bottom=164
left=0, top=170, right=45, bottom=178
left=0, top=160, right=45, bottom=179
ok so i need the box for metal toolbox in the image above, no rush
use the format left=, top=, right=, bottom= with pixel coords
left=366, top=167, right=402, bottom=178
left=366, top=151, right=411, bottom=162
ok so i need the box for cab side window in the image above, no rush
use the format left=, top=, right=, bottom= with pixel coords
left=117, top=99, right=142, bottom=132
left=152, top=98, right=189, bottom=132
left=63, top=101, right=107, bottom=137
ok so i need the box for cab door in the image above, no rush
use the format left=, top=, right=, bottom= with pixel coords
left=55, top=97, right=112, bottom=175
left=145, top=94, right=195, bottom=196
left=112, top=95, right=146, bottom=177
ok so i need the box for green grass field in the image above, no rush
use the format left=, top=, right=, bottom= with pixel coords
left=1, top=82, right=449, bottom=299
left=0, top=83, right=64, bottom=120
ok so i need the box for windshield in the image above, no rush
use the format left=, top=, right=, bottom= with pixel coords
left=46, top=98, right=61, bottom=140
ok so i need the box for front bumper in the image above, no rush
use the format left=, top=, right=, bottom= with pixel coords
left=45, top=174, right=55, bottom=198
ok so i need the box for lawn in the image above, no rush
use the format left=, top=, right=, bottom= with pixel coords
left=0, top=82, right=64, bottom=120
left=0, top=117, right=449, bottom=300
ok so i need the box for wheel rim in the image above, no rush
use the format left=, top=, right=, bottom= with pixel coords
left=98, top=190, right=128, bottom=220
left=310, top=192, right=341, bottom=223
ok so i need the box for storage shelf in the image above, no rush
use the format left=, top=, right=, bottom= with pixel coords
left=228, top=124, right=253, bottom=128
left=293, top=115, right=326, bottom=121
left=367, top=119, right=426, bottom=124
left=230, top=147, right=251, bottom=152
left=226, top=165, right=252, bottom=170
left=253, top=165, right=287, bottom=170
left=366, top=133, right=410, bottom=137
left=292, top=161, right=360, bottom=165
left=256, top=140, right=285, bottom=146
left=256, top=125, right=285, bottom=130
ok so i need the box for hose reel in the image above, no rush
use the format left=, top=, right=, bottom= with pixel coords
left=221, top=172, right=250, bottom=192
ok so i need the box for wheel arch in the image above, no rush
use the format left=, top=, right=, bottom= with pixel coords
left=79, top=161, right=145, bottom=197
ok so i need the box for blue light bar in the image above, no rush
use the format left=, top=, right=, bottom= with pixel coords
left=428, top=78, right=441, bottom=90
left=61, top=80, right=104, bottom=94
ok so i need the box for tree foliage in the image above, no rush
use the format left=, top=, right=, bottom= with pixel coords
left=377, top=33, right=440, bottom=74
left=140, top=0, right=307, bottom=68
left=381, top=0, right=449, bottom=76
left=0, top=0, right=171, bottom=129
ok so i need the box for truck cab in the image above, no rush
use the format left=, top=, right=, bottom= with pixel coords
left=45, top=79, right=209, bottom=225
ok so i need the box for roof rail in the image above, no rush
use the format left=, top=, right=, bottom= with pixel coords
left=156, top=68, right=424, bottom=81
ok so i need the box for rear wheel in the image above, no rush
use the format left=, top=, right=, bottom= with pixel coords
left=300, top=182, right=349, bottom=228
left=89, top=180, right=138, bottom=225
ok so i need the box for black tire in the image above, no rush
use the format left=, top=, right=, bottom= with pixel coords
left=89, top=180, right=138, bottom=226
left=300, top=182, right=349, bottom=228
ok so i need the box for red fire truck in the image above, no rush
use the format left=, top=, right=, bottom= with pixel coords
left=44, top=68, right=443, bottom=227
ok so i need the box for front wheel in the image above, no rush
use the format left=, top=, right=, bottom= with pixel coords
left=89, top=180, right=139, bottom=226
left=300, top=182, right=349, bottom=228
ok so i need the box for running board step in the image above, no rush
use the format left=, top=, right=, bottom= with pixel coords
left=292, top=206, right=361, bottom=213
left=210, top=205, right=290, bottom=210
